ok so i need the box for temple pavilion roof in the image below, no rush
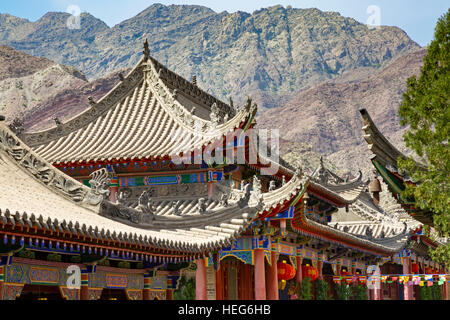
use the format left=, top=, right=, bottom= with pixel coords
left=20, top=47, right=254, bottom=165
left=0, top=119, right=314, bottom=254
left=359, top=108, right=433, bottom=226
left=359, top=108, right=427, bottom=180
left=0, top=120, right=309, bottom=257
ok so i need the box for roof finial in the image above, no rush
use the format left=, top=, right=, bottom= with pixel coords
left=192, top=75, right=197, bottom=86
left=88, top=96, right=96, bottom=106
left=53, top=117, right=62, bottom=126
left=143, top=39, right=150, bottom=59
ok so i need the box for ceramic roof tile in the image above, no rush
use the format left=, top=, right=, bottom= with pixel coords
left=21, top=56, right=253, bottom=164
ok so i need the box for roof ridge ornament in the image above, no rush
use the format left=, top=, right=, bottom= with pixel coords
left=8, top=117, right=24, bottom=136
left=143, top=39, right=150, bottom=59
left=268, top=180, right=276, bottom=191
left=87, top=168, right=111, bottom=205
left=88, top=96, right=96, bottom=106
left=210, top=102, right=221, bottom=127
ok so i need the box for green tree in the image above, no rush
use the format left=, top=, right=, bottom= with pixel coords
left=174, top=275, right=196, bottom=300
left=299, top=277, right=313, bottom=300
left=335, top=283, right=352, bottom=300
left=431, top=282, right=443, bottom=300
left=314, top=279, right=333, bottom=300
left=352, top=284, right=368, bottom=300
left=419, top=285, right=433, bottom=300
left=397, top=9, right=450, bottom=264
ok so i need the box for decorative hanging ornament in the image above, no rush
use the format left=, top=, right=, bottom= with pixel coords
left=302, top=264, right=318, bottom=281
left=277, top=261, right=296, bottom=281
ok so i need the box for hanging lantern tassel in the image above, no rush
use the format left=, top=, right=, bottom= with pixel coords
left=278, top=280, right=287, bottom=290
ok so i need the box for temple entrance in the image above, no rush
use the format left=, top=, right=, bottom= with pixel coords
left=381, top=263, right=402, bottom=300
left=218, top=256, right=253, bottom=300
left=16, top=285, right=63, bottom=300
left=99, top=288, right=128, bottom=300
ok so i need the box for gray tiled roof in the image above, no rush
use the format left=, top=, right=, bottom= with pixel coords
left=21, top=55, right=253, bottom=164
left=0, top=122, right=307, bottom=254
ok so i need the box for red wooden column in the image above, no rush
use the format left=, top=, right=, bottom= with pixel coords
left=166, top=290, right=173, bottom=300
left=296, top=256, right=303, bottom=284
left=208, top=182, right=214, bottom=199
left=254, top=249, right=266, bottom=300
left=267, top=251, right=279, bottom=300
left=403, top=258, right=412, bottom=300
left=246, top=264, right=253, bottom=300
left=215, top=266, right=223, bottom=300
left=317, top=261, right=323, bottom=280
left=196, top=258, right=207, bottom=300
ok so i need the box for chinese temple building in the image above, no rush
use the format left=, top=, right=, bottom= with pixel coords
left=1, top=42, right=447, bottom=300
left=359, top=109, right=449, bottom=299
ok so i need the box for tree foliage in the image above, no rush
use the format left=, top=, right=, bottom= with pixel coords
left=397, top=9, right=450, bottom=264
left=352, top=284, right=368, bottom=300
left=173, top=275, right=196, bottom=300
left=299, top=277, right=313, bottom=300
left=314, top=279, right=333, bottom=300
left=335, top=283, right=352, bottom=300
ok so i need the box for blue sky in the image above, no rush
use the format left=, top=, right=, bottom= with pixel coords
left=0, top=0, right=448, bottom=46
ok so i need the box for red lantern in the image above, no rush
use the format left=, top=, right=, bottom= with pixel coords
left=277, top=261, right=296, bottom=281
left=411, top=263, right=419, bottom=274
left=302, top=264, right=318, bottom=281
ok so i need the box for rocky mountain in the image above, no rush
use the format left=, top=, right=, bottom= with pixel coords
left=0, top=45, right=122, bottom=128
left=257, top=48, right=427, bottom=177
left=0, top=4, right=420, bottom=110
left=23, top=68, right=129, bottom=131
left=0, top=45, right=88, bottom=122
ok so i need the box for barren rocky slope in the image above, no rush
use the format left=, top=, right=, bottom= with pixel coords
left=257, top=48, right=427, bottom=176
left=0, top=4, right=420, bottom=110
left=0, top=45, right=125, bottom=129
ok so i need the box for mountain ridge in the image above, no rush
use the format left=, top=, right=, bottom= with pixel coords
left=0, top=4, right=420, bottom=110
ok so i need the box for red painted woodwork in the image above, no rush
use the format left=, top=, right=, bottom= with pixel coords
left=268, top=252, right=279, bottom=300
left=195, top=259, right=207, bottom=300
left=216, top=266, right=223, bottom=300
left=295, top=257, right=303, bottom=285
left=254, top=249, right=266, bottom=300
left=411, top=263, right=419, bottom=274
